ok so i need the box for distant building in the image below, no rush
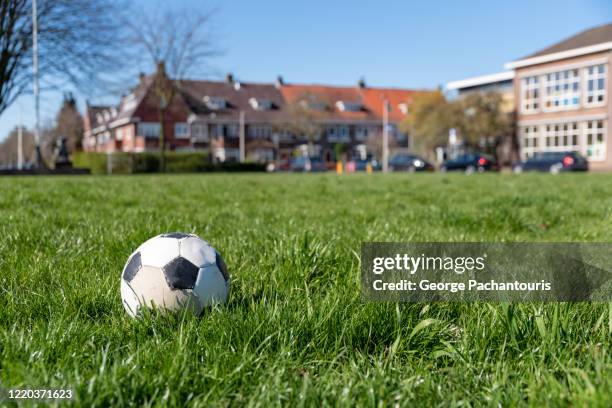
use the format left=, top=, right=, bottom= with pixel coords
left=447, top=23, right=612, bottom=170
left=447, top=71, right=515, bottom=113
left=83, top=65, right=427, bottom=162
left=506, top=23, right=611, bottom=170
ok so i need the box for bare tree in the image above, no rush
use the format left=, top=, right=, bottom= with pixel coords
left=124, top=5, right=220, bottom=171
left=280, top=93, right=325, bottom=155
left=0, top=0, right=126, bottom=116
left=0, top=125, right=34, bottom=166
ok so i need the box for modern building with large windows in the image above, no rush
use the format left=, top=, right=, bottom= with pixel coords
left=506, top=23, right=611, bottom=170
left=447, top=23, right=611, bottom=170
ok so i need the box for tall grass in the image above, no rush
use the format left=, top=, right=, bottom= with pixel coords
left=0, top=173, right=610, bottom=406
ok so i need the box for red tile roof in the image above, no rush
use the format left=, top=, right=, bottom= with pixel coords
left=280, top=84, right=422, bottom=122
left=94, top=72, right=430, bottom=128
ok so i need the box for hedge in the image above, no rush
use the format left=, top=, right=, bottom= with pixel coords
left=72, top=152, right=266, bottom=174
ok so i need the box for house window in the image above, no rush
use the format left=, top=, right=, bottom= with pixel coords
left=138, top=122, right=160, bottom=138
left=338, top=125, right=349, bottom=141
left=520, top=125, right=539, bottom=159
left=211, top=124, right=225, bottom=139
left=584, top=64, right=606, bottom=106
left=355, top=126, right=368, bottom=141
left=174, top=123, right=189, bottom=139
left=203, top=96, right=227, bottom=110
left=326, top=126, right=337, bottom=140
left=249, top=98, right=273, bottom=111
left=543, top=69, right=580, bottom=110
left=335, top=101, right=362, bottom=112
left=226, top=124, right=239, bottom=138
left=585, top=120, right=606, bottom=161
left=521, top=76, right=539, bottom=113
left=544, top=123, right=579, bottom=151
left=248, top=125, right=271, bottom=139
left=192, top=124, right=208, bottom=141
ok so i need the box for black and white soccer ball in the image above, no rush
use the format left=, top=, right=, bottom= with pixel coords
left=120, top=233, right=230, bottom=317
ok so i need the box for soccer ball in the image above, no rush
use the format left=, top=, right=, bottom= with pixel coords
left=120, top=233, right=230, bottom=318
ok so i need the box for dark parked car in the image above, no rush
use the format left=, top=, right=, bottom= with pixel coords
left=290, top=156, right=327, bottom=172
left=514, top=151, right=588, bottom=174
left=355, top=157, right=381, bottom=171
left=388, top=153, right=434, bottom=172
left=441, top=153, right=497, bottom=174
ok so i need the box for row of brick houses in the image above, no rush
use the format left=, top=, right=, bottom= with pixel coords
left=448, top=23, right=612, bottom=171
left=83, top=65, right=424, bottom=163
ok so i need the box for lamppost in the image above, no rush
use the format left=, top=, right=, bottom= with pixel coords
left=32, top=0, right=43, bottom=169
left=382, top=99, right=390, bottom=173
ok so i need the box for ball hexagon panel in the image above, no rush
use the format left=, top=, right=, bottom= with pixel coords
left=179, top=236, right=217, bottom=268
left=162, top=256, right=200, bottom=290
left=194, top=265, right=229, bottom=307
left=139, top=236, right=180, bottom=267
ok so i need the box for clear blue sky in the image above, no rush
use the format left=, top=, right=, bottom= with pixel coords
left=1, top=0, right=610, bottom=141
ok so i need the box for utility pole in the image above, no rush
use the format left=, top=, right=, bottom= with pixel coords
left=18, top=105, right=23, bottom=170
left=32, top=0, right=42, bottom=169
left=239, top=110, right=245, bottom=162
left=382, top=99, right=389, bottom=173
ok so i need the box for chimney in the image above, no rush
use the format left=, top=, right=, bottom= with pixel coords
left=275, top=75, right=284, bottom=88
left=156, top=60, right=166, bottom=75
left=139, top=72, right=146, bottom=84
left=357, top=77, right=366, bottom=89
left=226, top=73, right=234, bottom=84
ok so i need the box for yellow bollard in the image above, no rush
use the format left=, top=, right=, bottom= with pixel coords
left=336, top=161, right=343, bottom=175
left=366, top=163, right=373, bottom=174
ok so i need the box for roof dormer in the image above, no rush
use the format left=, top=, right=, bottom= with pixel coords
left=249, top=97, right=273, bottom=111
left=203, top=95, right=227, bottom=110
left=335, top=101, right=362, bottom=112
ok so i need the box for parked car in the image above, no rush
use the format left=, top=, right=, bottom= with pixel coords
left=388, top=153, right=434, bottom=172
left=440, top=153, right=497, bottom=174
left=355, top=157, right=381, bottom=171
left=514, top=151, right=588, bottom=174
left=290, top=156, right=327, bottom=172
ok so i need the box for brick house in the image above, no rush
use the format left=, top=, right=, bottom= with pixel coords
left=505, top=23, right=612, bottom=170
left=83, top=64, right=425, bottom=162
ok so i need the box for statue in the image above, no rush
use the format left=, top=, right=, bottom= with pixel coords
left=54, top=136, right=73, bottom=169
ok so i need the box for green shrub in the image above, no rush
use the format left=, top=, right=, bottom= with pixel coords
left=72, top=151, right=265, bottom=174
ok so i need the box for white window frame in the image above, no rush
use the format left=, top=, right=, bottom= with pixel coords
left=174, top=122, right=189, bottom=139
left=355, top=125, right=368, bottom=141
left=543, top=122, right=580, bottom=152
left=248, top=125, right=271, bottom=139
left=191, top=123, right=208, bottom=142
left=520, top=125, right=539, bottom=159
left=583, top=64, right=606, bottom=107
left=584, top=120, right=607, bottom=161
left=543, top=69, right=580, bottom=112
left=338, top=125, right=349, bottom=142
left=521, top=76, right=540, bottom=113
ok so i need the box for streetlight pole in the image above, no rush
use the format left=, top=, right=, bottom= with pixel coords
left=18, top=104, right=23, bottom=170
left=32, top=0, right=42, bottom=169
left=382, top=99, right=389, bottom=173
left=239, top=110, right=245, bottom=162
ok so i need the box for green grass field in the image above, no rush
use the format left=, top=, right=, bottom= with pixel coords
left=1, top=173, right=611, bottom=407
